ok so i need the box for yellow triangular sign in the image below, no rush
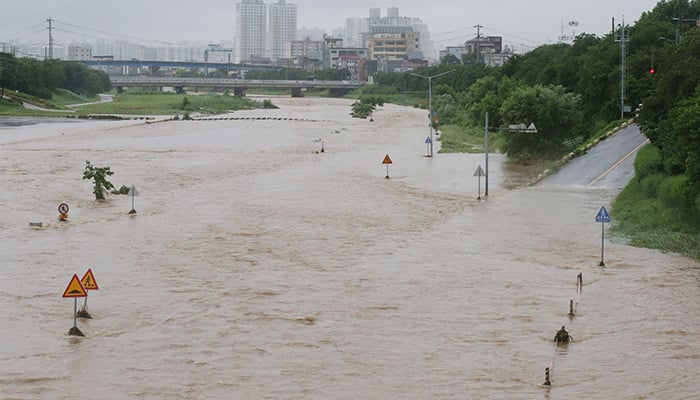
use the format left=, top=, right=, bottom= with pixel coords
left=81, top=268, right=99, bottom=291
left=382, top=154, right=393, bottom=164
left=62, top=274, right=87, bottom=298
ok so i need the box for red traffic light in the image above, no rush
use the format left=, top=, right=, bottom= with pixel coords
left=649, top=67, right=655, bottom=74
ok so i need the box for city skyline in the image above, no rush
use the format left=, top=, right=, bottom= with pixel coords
left=2, top=1, right=660, bottom=52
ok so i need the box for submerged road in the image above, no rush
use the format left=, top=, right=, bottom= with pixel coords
left=539, top=123, right=649, bottom=189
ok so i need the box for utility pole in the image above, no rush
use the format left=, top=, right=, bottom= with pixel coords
left=614, top=17, right=629, bottom=119
left=473, top=24, right=483, bottom=63
left=46, top=18, right=54, bottom=60
left=473, top=24, right=483, bottom=38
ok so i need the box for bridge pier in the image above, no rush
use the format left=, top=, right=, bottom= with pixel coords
left=291, top=87, right=304, bottom=98
left=233, top=87, right=247, bottom=97
left=329, top=88, right=351, bottom=97
left=175, top=86, right=185, bottom=94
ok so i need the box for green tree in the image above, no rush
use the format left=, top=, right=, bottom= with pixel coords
left=500, top=84, right=584, bottom=160
left=463, top=75, right=517, bottom=127
left=441, top=54, right=461, bottom=65
left=82, top=161, right=115, bottom=200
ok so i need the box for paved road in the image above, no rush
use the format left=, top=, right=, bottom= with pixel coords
left=66, top=94, right=114, bottom=108
left=539, top=124, right=649, bottom=189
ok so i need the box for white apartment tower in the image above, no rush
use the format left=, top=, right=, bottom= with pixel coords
left=236, top=0, right=267, bottom=63
left=269, top=0, right=297, bottom=61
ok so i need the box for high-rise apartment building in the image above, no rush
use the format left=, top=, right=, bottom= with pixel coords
left=269, top=0, right=297, bottom=61
left=236, top=0, right=267, bottom=63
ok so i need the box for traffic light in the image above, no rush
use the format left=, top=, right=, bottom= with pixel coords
left=649, top=67, right=655, bottom=74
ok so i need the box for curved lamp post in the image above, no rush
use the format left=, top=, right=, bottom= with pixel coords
left=409, top=70, right=455, bottom=157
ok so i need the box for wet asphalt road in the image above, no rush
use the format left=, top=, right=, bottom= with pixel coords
left=539, top=124, right=649, bottom=189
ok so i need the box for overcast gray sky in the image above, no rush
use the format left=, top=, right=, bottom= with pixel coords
left=2, top=0, right=660, bottom=50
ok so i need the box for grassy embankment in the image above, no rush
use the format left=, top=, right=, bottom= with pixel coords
left=73, top=91, right=265, bottom=116
left=0, top=88, right=84, bottom=116
left=610, top=145, right=700, bottom=259
left=1, top=89, right=269, bottom=117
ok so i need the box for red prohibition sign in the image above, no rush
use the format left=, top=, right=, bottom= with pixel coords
left=58, top=203, right=70, bottom=214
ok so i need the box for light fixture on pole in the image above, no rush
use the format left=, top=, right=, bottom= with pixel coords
left=409, top=70, right=455, bottom=157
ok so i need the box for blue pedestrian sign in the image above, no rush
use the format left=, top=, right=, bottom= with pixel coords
left=425, top=136, right=432, bottom=144
left=595, top=206, right=611, bottom=223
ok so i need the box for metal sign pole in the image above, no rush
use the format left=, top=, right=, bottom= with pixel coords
left=596, top=206, right=610, bottom=267
left=600, top=221, right=605, bottom=267
left=478, top=174, right=482, bottom=200
left=73, top=298, right=78, bottom=329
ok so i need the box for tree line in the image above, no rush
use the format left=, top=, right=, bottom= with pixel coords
left=0, top=53, right=111, bottom=99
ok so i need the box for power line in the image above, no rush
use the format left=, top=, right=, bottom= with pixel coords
left=431, top=27, right=472, bottom=37
left=52, top=18, right=176, bottom=46
left=0, top=22, right=47, bottom=42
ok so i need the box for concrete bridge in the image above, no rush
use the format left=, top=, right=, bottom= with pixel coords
left=81, top=59, right=280, bottom=73
left=109, top=76, right=364, bottom=97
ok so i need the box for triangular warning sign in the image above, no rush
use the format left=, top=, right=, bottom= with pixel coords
left=62, top=274, right=87, bottom=298
left=81, top=268, right=99, bottom=291
left=382, top=154, right=393, bottom=164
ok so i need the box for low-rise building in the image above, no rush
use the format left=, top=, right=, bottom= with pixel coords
left=67, top=43, right=92, bottom=60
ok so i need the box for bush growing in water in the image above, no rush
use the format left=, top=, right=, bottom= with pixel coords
left=351, top=95, right=385, bottom=119
left=82, top=161, right=115, bottom=200
left=262, top=99, right=278, bottom=109
left=112, top=185, right=130, bottom=195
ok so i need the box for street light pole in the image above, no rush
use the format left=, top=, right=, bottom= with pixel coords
left=485, top=112, right=489, bottom=197
left=410, top=70, right=455, bottom=157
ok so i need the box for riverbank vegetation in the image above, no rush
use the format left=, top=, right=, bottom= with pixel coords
left=0, top=53, right=110, bottom=100
left=610, top=144, right=700, bottom=259
left=78, top=92, right=264, bottom=116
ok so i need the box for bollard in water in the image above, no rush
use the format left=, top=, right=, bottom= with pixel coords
left=543, top=367, right=551, bottom=386
left=568, top=299, right=575, bottom=317
left=68, top=326, right=84, bottom=337
left=577, top=272, right=583, bottom=287
left=554, top=325, right=572, bottom=343
left=77, top=308, right=92, bottom=319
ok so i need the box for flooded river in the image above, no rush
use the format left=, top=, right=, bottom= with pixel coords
left=1, top=98, right=698, bottom=399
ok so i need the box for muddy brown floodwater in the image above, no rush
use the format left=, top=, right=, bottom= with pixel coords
left=1, top=97, right=698, bottom=400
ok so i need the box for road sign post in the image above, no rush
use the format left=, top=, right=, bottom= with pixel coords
left=595, top=206, right=611, bottom=266
left=383, top=154, right=393, bottom=179
left=58, top=202, right=69, bottom=221
left=128, top=185, right=139, bottom=214
left=425, top=136, right=431, bottom=157
left=63, top=274, right=87, bottom=336
left=474, top=165, right=486, bottom=200
left=78, top=268, right=99, bottom=318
